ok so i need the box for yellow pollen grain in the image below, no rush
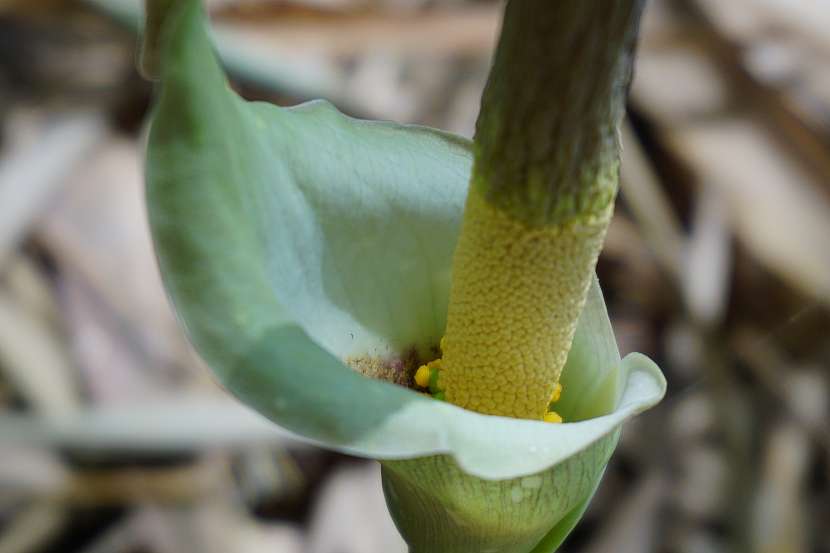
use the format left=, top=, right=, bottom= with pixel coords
left=440, top=184, right=610, bottom=419
left=543, top=411, right=563, bottom=424
left=414, top=365, right=431, bottom=388
left=550, top=383, right=562, bottom=404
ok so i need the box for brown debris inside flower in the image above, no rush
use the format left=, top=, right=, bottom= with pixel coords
left=345, top=346, right=440, bottom=389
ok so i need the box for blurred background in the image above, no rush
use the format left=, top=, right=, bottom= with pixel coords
left=1, top=0, right=829, bottom=552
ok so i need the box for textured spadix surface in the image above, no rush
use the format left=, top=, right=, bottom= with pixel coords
left=146, top=1, right=665, bottom=551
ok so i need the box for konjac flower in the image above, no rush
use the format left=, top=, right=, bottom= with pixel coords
left=143, top=0, right=666, bottom=552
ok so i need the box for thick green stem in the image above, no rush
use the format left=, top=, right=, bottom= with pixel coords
left=474, top=0, right=644, bottom=226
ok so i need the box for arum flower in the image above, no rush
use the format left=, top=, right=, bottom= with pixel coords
left=143, top=0, right=666, bottom=551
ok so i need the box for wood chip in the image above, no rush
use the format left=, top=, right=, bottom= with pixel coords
left=0, top=396, right=303, bottom=452
left=581, top=473, right=665, bottom=553
left=0, top=290, right=79, bottom=417
left=669, top=119, right=830, bottom=306
left=0, top=500, right=67, bottom=553
left=34, top=138, right=198, bottom=390
left=620, top=122, right=686, bottom=280
left=682, top=182, right=732, bottom=326
left=752, top=421, right=811, bottom=553
left=307, top=463, right=406, bottom=553
left=632, top=47, right=728, bottom=124
left=0, top=110, right=108, bottom=267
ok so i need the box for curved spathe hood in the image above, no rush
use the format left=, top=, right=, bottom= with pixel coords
left=145, top=0, right=665, bottom=485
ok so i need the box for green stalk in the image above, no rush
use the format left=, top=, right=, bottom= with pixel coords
left=475, top=0, right=644, bottom=226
